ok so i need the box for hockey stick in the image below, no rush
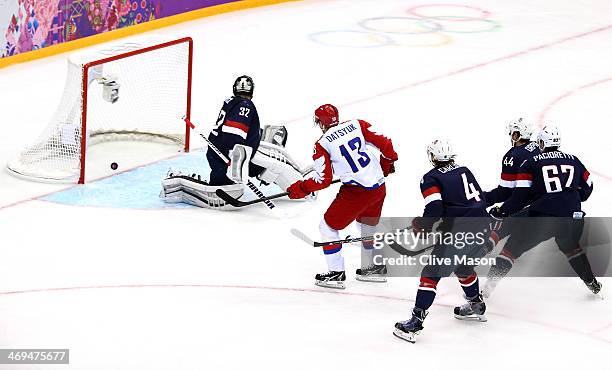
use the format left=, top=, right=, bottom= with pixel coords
left=216, top=179, right=341, bottom=208
left=185, top=118, right=276, bottom=210
left=290, top=228, right=377, bottom=247
left=388, top=241, right=435, bottom=257
left=290, top=225, right=416, bottom=248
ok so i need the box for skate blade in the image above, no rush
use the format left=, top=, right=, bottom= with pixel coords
left=393, top=328, right=418, bottom=343
left=356, top=275, right=387, bottom=283
left=454, top=314, right=487, bottom=322
left=315, top=280, right=346, bottom=289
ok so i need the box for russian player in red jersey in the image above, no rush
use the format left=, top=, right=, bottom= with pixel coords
left=287, top=104, right=398, bottom=289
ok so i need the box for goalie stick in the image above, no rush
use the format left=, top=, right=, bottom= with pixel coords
left=185, top=118, right=276, bottom=210
left=216, top=179, right=341, bottom=208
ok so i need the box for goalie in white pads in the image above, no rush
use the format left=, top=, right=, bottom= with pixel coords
left=160, top=76, right=311, bottom=209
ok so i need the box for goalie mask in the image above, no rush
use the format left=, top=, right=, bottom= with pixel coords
left=233, top=75, right=254, bottom=96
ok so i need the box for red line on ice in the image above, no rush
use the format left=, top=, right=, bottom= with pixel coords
left=286, top=22, right=612, bottom=124
left=0, top=283, right=610, bottom=345
left=537, top=77, right=612, bottom=181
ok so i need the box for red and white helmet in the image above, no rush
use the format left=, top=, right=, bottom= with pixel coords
left=313, top=104, right=339, bottom=128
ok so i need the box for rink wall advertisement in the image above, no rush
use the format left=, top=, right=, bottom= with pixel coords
left=0, top=0, right=282, bottom=61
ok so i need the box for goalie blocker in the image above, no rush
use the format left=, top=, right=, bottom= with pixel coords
left=160, top=125, right=313, bottom=209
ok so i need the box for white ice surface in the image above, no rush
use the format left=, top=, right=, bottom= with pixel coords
left=1, top=1, right=612, bottom=369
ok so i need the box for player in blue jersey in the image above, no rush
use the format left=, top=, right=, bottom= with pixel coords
left=481, top=118, right=539, bottom=295
left=488, top=126, right=602, bottom=295
left=159, top=76, right=312, bottom=209
left=394, top=139, right=497, bottom=343
left=484, top=118, right=540, bottom=206
left=207, top=75, right=263, bottom=186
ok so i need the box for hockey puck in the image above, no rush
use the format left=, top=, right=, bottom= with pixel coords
left=110, top=162, right=118, bottom=170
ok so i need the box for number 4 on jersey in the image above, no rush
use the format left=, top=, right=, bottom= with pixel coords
left=462, top=173, right=481, bottom=202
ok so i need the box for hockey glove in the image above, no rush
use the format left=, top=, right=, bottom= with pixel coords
left=287, top=181, right=308, bottom=199
left=489, top=206, right=506, bottom=219
left=380, top=156, right=396, bottom=177
left=488, top=206, right=505, bottom=231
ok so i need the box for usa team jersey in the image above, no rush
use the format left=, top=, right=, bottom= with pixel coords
left=300, top=120, right=397, bottom=192
left=208, top=96, right=261, bottom=156
left=500, top=150, right=593, bottom=216
left=484, top=142, right=540, bottom=206
left=420, top=163, right=488, bottom=219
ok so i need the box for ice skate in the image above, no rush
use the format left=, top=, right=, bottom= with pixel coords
left=454, top=294, right=487, bottom=322
left=393, top=308, right=427, bottom=343
left=315, top=271, right=346, bottom=289
left=355, top=264, right=387, bottom=283
left=584, top=278, right=603, bottom=297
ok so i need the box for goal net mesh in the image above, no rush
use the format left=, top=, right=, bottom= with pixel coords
left=7, top=37, right=191, bottom=183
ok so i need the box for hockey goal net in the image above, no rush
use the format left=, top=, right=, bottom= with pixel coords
left=7, top=36, right=193, bottom=184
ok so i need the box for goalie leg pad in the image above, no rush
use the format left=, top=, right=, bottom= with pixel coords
left=160, top=173, right=244, bottom=210
left=252, top=141, right=308, bottom=191
left=227, top=144, right=253, bottom=184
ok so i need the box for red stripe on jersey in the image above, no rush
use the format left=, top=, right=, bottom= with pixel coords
left=322, top=243, right=341, bottom=251
left=458, top=273, right=477, bottom=286
left=501, top=172, right=516, bottom=181
left=225, top=120, right=249, bottom=133
left=583, top=170, right=590, bottom=181
left=419, top=277, right=438, bottom=289
left=358, top=119, right=398, bottom=161
left=516, top=173, right=533, bottom=181
left=422, top=186, right=441, bottom=198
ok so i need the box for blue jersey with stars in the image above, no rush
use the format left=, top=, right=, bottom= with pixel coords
left=500, top=150, right=593, bottom=216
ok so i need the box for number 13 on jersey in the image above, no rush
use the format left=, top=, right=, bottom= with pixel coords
left=339, top=137, right=371, bottom=173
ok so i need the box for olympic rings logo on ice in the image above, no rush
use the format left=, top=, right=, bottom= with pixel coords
left=309, top=4, right=501, bottom=49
